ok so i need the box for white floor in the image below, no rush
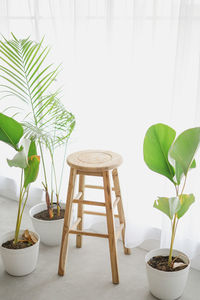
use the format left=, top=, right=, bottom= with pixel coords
left=0, top=197, right=200, bottom=300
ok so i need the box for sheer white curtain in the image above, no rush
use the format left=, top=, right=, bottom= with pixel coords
left=1, top=0, right=200, bottom=269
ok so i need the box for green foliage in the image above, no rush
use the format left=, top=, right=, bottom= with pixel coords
left=0, top=112, right=23, bottom=151
left=0, top=112, right=40, bottom=243
left=170, top=127, right=200, bottom=176
left=153, top=197, right=181, bottom=220
left=24, top=156, right=40, bottom=188
left=144, top=123, right=200, bottom=265
left=153, top=194, right=195, bottom=220
left=0, top=34, right=75, bottom=148
left=143, top=123, right=176, bottom=183
left=0, top=34, right=75, bottom=218
left=177, top=194, right=195, bottom=219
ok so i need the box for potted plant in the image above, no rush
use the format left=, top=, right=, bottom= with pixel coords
left=0, top=34, right=75, bottom=245
left=143, top=123, right=200, bottom=300
left=0, top=112, right=40, bottom=276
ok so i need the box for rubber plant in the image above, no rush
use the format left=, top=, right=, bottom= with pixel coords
left=0, top=34, right=75, bottom=219
left=143, top=123, right=200, bottom=266
left=0, top=112, right=40, bottom=243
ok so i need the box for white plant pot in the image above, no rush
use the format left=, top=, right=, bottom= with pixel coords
left=0, top=230, right=40, bottom=276
left=29, top=202, right=66, bottom=246
left=145, top=248, right=190, bottom=300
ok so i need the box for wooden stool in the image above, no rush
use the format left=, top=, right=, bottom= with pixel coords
left=58, top=150, right=130, bottom=284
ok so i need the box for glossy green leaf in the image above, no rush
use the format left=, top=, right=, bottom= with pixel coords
left=153, top=197, right=181, bottom=219
left=175, top=159, right=196, bottom=185
left=24, top=155, right=40, bottom=188
left=143, top=123, right=176, bottom=183
left=0, top=112, right=23, bottom=150
left=177, top=194, right=195, bottom=219
left=169, top=128, right=200, bottom=176
left=24, top=140, right=40, bottom=188
left=28, top=139, right=37, bottom=157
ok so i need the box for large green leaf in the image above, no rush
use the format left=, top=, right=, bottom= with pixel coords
left=24, top=140, right=40, bottom=188
left=153, top=197, right=181, bottom=219
left=177, top=194, right=195, bottom=219
left=175, top=159, right=196, bottom=185
left=169, top=128, right=200, bottom=176
left=143, top=123, right=176, bottom=183
left=0, top=112, right=23, bottom=150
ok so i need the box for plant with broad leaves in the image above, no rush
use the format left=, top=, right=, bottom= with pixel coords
left=143, top=123, right=200, bottom=265
left=0, top=34, right=75, bottom=218
left=0, top=112, right=40, bottom=243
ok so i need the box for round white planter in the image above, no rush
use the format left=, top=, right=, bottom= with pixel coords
left=0, top=230, right=40, bottom=276
left=145, top=248, right=190, bottom=300
left=29, top=202, right=66, bottom=246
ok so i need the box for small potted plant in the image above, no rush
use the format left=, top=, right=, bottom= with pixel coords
left=0, top=34, right=75, bottom=246
left=143, top=123, right=200, bottom=300
left=0, top=113, right=40, bottom=276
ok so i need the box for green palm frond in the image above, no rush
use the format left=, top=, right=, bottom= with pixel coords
left=0, top=34, right=75, bottom=147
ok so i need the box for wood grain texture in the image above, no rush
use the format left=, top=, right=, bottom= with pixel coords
left=103, top=171, right=119, bottom=284
left=58, top=168, right=77, bottom=276
left=112, top=168, right=131, bottom=255
left=67, top=150, right=122, bottom=172
left=76, top=175, right=85, bottom=248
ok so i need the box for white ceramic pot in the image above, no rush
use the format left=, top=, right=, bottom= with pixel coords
left=29, top=202, right=66, bottom=246
left=145, top=248, right=190, bottom=300
left=0, top=230, right=40, bottom=276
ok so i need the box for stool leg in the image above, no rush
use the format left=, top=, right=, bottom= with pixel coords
left=103, top=171, right=119, bottom=284
left=76, top=174, right=85, bottom=248
left=58, top=168, right=77, bottom=276
left=112, top=168, right=131, bottom=255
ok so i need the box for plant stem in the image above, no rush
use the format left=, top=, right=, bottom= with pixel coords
left=168, top=178, right=187, bottom=265
left=58, top=140, right=68, bottom=195
left=14, top=170, right=24, bottom=244
left=168, top=215, right=177, bottom=265
left=38, top=141, right=48, bottom=190
left=18, top=187, right=30, bottom=226
left=49, top=147, right=60, bottom=215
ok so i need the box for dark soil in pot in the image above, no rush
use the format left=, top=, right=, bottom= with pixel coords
left=148, top=256, right=188, bottom=272
left=33, top=208, right=65, bottom=221
left=2, top=239, right=33, bottom=250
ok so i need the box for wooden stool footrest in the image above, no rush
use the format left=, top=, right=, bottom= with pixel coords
left=73, top=199, right=105, bottom=206
left=84, top=210, right=119, bottom=218
left=69, top=229, right=109, bottom=239
left=85, top=184, right=115, bottom=191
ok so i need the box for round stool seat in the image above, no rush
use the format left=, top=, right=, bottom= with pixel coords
left=67, top=150, right=122, bottom=172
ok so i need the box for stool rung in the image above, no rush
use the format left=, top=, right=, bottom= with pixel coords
left=115, top=224, right=124, bottom=240
left=74, top=192, right=82, bottom=200
left=70, top=217, right=81, bottom=230
left=73, top=199, right=105, bottom=207
left=69, top=229, right=109, bottom=239
left=113, top=196, right=120, bottom=209
left=84, top=210, right=119, bottom=218
left=85, top=184, right=115, bottom=191
left=77, top=170, right=103, bottom=177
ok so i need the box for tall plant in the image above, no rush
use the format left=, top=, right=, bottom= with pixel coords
left=0, top=34, right=75, bottom=218
left=0, top=113, right=40, bottom=243
left=143, top=123, right=200, bottom=265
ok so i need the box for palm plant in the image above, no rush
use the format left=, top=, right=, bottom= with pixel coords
left=0, top=34, right=75, bottom=218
